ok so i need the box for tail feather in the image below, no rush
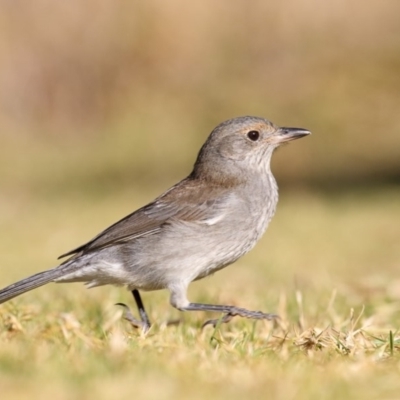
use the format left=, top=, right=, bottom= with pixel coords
left=0, top=268, right=63, bottom=304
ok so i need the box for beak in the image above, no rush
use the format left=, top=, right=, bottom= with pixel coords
left=274, top=127, right=311, bottom=144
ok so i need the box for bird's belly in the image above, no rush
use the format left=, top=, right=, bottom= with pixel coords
left=125, top=217, right=266, bottom=288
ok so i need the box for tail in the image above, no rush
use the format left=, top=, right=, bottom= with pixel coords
left=0, top=268, right=64, bottom=304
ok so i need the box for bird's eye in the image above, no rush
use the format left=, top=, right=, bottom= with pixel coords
left=247, top=130, right=260, bottom=141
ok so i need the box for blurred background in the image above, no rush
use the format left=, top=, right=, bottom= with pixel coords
left=1, top=0, right=399, bottom=192
left=0, top=0, right=399, bottom=310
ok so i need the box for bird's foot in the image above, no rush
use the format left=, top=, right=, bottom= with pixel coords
left=202, top=313, right=235, bottom=328
left=115, top=303, right=151, bottom=332
left=202, top=310, right=278, bottom=328
left=182, top=303, right=277, bottom=329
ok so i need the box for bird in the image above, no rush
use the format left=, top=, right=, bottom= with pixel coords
left=0, top=116, right=310, bottom=331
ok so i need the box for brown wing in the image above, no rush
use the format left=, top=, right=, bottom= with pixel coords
left=58, top=178, right=232, bottom=259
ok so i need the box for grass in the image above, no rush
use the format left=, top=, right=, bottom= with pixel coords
left=1, top=185, right=400, bottom=400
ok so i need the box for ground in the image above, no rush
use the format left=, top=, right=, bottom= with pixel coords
left=0, top=186, right=399, bottom=400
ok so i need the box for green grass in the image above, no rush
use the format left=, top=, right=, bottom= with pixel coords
left=0, top=186, right=400, bottom=399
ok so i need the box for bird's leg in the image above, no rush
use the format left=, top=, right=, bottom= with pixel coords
left=116, top=289, right=151, bottom=332
left=132, top=289, right=151, bottom=330
left=169, top=285, right=276, bottom=328
left=183, top=303, right=278, bottom=328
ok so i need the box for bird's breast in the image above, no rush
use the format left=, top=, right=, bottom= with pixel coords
left=194, top=176, right=279, bottom=279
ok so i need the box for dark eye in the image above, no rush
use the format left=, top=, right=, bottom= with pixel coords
left=247, top=130, right=260, bottom=141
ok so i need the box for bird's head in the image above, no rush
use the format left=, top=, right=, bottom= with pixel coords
left=192, top=116, right=310, bottom=185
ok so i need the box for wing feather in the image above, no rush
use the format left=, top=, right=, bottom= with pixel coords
left=58, top=178, right=233, bottom=259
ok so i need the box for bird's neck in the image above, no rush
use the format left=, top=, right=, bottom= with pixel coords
left=190, top=161, right=245, bottom=189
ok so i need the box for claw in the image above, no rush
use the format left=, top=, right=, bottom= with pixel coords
left=115, top=303, right=150, bottom=332
left=202, top=313, right=234, bottom=329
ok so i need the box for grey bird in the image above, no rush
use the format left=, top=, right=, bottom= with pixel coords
left=0, top=116, right=310, bottom=330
